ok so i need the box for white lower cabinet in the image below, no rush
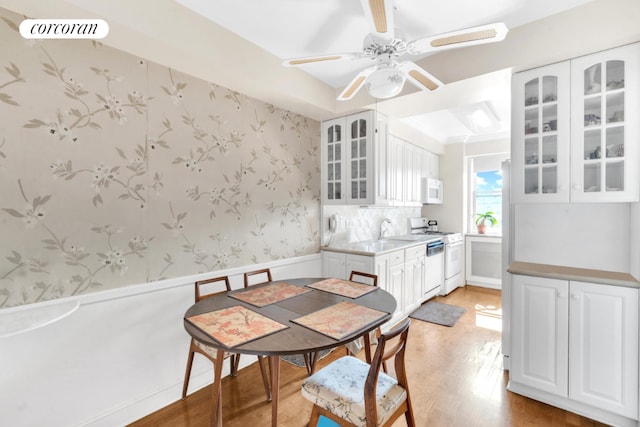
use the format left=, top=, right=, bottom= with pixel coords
left=510, top=275, right=639, bottom=424
left=321, top=251, right=373, bottom=279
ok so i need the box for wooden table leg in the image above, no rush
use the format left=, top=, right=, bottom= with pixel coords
left=268, top=355, right=280, bottom=427
left=210, top=349, right=225, bottom=427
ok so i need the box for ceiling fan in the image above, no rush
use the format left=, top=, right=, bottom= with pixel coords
left=283, top=0, right=508, bottom=101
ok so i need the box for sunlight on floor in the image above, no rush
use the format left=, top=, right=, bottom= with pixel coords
left=475, top=304, right=502, bottom=331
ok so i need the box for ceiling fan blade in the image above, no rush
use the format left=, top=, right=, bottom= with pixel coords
left=400, top=62, right=443, bottom=92
left=283, top=52, right=364, bottom=67
left=360, top=0, right=395, bottom=40
left=337, top=67, right=376, bottom=101
left=408, top=22, right=508, bottom=54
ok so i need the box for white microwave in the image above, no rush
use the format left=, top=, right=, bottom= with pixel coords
left=421, top=178, right=443, bottom=204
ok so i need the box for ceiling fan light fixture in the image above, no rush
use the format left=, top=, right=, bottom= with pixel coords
left=366, top=65, right=406, bottom=99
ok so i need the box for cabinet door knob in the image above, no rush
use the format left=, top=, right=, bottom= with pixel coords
left=572, top=184, right=581, bottom=190
left=571, top=293, right=580, bottom=300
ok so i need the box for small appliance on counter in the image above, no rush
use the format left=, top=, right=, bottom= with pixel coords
left=427, top=220, right=438, bottom=231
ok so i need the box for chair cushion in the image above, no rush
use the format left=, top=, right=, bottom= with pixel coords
left=194, top=340, right=232, bottom=360
left=301, top=356, right=407, bottom=427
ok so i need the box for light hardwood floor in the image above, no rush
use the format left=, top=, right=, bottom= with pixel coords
left=129, top=286, right=608, bottom=427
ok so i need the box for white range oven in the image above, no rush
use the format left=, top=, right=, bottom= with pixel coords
left=402, top=217, right=464, bottom=296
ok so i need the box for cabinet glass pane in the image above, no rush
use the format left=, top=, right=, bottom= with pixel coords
left=525, top=168, right=538, bottom=194
left=525, top=109, right=539, bottom=134
left=327, top=126, right=334, bottom=143
left=335, top=125, right=341, bottom=141
left=360, top=119, right=367, bottom=137
left=542, top=135, right=558, bottom=163
left=606, top=92, right=624, bottom=123
left=327, top=183, right=334, bottom=199
left=542, top=76, right=557, bottom=103
left=542, top=104, right=557, bottom=132
left=359, top=180, right=366, bottom=198
left=335, top=183, right=341, bottom=199
left=328, top=163, right=334, bottom=180
left=605, top=161, right=624, bottom=191
left=351, top=160, right=358, bottom=181
left=606, top=127, right=624, bottom=158
left=328, top=145, right=334, bottom=162
left=542, top=136, right=557, bottom=164
left=351, top=140, right=358, bottom=158
left=525, top=78, right=539, bottom=106
left=584, top=97, right=601, bottom=126
left=359, top=159, right=366, bottom=178
left=359, top=139, right=366, bottom=157
left=585, top=64, right=602, bottom=95
left=584, top=163, right=601, bottom=192
left=352, top=180, right=358, bottom=199
left=542, top=166, right=557, bottom=193
left=335, top=164, right=341, bottom=180
left=525, top=138, right=539, bottom=165
left=335, top=143, right=341, bottom=161
left=606, top=60, right=625, bottom=90
left=351, top=121, right=358, bottom=139
left=584, top=129, right=601, bottom=160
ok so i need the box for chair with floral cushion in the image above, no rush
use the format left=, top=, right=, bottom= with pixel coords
left=301, top=318, right=415, bottom=427
left=182, top=275, right=271, bottom=402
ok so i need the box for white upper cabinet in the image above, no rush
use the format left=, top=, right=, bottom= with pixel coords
left=570, top=44, right=639, bottom=202
left=321, top=110, right=388, bottom=205
left=512, top=62, right=571, bottom=203
left=511, top=43, right=639, bottom=203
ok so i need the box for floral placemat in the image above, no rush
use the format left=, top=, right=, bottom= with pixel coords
left=306, top=278, right=377, bottom=298
left=229, top=282, right=312, bottom=307
left=291, top=301, right=388, bottom=340
left=186, top=305, right=288, bottom=348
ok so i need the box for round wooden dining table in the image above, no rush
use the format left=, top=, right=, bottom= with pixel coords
left=183, top=277, right=397, bottom=427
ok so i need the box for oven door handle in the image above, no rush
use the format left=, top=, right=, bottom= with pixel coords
left=446, top=241, right=463, bottom=248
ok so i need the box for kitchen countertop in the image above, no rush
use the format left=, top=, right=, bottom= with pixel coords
left=321, top=235, right=443, bottom=256
left=508, top=261, right=640, bottom=289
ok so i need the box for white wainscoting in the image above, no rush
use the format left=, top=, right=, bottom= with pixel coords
left=0, top=254, right=321, bottom=427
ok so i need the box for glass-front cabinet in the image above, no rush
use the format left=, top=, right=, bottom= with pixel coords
left=321, top=110, right=388, bottom=205
left=322, top=118, right=345, bottom=203
left=512, top=62, right=571, bottom=203
left=570, top=43, right=639, bottom=202
left=512, top=43, right=639, bottom=204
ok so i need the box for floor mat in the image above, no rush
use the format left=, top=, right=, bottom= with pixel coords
left=409, top=301, right=466, bottom=327
left=280, top=349, right=333, bottom=368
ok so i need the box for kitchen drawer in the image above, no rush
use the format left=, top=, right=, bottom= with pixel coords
left=405, top=245, right=426, bottom=261
left=389, top=249, right=404, bottom=266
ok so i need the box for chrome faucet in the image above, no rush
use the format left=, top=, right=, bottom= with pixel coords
left=379, top=218, right=392, bottom=239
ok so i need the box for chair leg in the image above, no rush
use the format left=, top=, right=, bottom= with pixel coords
left=257, top=355, right=272, bottom=401
left=303, top=352, right=319, bottom=375
left=182, top=349, right=196, bottom=399
left=230, top=354, right=239, bottom=376
left=308, top=405, right=321, bottom=427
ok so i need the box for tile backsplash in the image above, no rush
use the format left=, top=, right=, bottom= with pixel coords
left=322, top=206, right=422, bottom=246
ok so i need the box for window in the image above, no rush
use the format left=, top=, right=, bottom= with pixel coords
left=468, top=153, right=509, bottom=233
left=474, top=170, right=502, bottom=228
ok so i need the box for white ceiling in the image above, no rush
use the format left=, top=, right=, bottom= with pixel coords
left=3, top=0, right=636, bottom=146
left=175, top=0, right=595, bottom=143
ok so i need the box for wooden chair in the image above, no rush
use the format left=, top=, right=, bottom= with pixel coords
left=301, top=318, right=415, bottom=427
left=243, top=268, right=272, bottom=287
left=182, top=276, right=271, bottom=402
left=236, top=268, right=274, bottom=389
left=349, top=271, right=380, bottom=365
left=303, top=271, right=380, bottom=376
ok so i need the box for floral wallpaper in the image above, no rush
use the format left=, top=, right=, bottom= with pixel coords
left=0, top=8, right=320, bottom=308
